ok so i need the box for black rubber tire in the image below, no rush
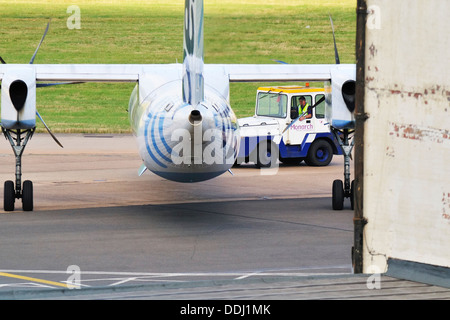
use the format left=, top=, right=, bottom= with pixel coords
left=305, top=139, right=333, bottom=166
left=4, top=180, right=15, bottom=212
left=255, top=141, right=278, bottom=168
left=22, top=180, right=33, bottom=211
left=279, top=157, right=303, bottom=166
left=332, top=179, right=344, bottom=210
left=350, top=180, right=355, bottom=210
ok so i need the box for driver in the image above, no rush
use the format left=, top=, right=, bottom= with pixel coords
left=298, top=96, right=312, bottom=121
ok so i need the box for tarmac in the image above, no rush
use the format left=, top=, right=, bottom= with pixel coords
left=0, top=134, right=448, bottom=300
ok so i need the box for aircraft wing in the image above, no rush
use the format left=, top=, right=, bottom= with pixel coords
left=0, top=63, right=351, bottom=83
left=1, top=63, right=350, bottom=107
left=210, top=63, right=348, bottom=82
left=1, top=62, right=355, bottom=130
left=33, top=64, right=163, bottom=82
left=1, top=62, right=355, bottom=131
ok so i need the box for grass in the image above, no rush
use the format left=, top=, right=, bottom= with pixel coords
left=0, top=0, right=356, bottom=133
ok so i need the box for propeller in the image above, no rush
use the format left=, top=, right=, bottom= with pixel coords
left=37, top=82, right=83, bottom=88
left=30, top=20, right=50, bottom=64
left=274, top=14, right=340, bottom=66
left=0, top=19, right=49, bottom=66
left=282, top=96, right=325, bottom=134
left=0, top=19, right=50, bottom=66
left=271, top=59, right=289, bottom=64
left=0, top=56, right=5, bottom=89
left=329, top=13, right=340, bottom=65
left=0, top=20, right=74, bottom=148
left=329, top=14, right=355, bottom=113
left=32, top=20, right=65, bottom=147
left=36, top=111, right=63, bottom=148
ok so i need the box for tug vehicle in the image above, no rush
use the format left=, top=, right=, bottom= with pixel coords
left=236, top=84, right=343, bottom=167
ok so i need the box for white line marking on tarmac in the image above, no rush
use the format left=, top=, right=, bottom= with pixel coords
left=0, top=265, right=353, bottom=288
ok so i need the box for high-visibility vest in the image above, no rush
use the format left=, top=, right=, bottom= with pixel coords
left=299, top=103, right=310, bottom=115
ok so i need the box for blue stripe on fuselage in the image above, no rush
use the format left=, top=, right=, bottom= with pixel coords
left=144, top=114, right=168, bottom=169
left=150, top=112, right=172, bottom=164
left=158, top=114, right=173, bottom=156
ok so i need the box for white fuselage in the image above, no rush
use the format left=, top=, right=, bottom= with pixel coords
left=129, top=80, right=239, bottom=183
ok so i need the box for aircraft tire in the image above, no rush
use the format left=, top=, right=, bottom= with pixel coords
left=350, top=180, right=355, bottom=210
left=4, top=180, right=15, bottom=212
left=22, top=180, right=33, bottom=212
left=332, top=179, right=344, bottom=210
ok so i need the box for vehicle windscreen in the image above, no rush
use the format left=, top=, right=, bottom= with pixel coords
left=256, top=92, right=287, bottom=118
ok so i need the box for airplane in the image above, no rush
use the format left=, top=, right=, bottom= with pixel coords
left=0, top=0, right=355, bottom=212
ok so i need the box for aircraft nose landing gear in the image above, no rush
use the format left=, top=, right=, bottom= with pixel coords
left=2, top=128, right=35, bottom=211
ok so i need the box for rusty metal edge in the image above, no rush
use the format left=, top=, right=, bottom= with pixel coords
left=353, top=0, right=368, bottom=274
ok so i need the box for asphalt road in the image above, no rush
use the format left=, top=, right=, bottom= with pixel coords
left=0, top=134, right=355, bottom=294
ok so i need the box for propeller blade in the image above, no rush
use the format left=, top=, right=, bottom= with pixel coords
left=0, top=56, right=5, bottom=88
left=36, top=111, right=63, bottom=148
left=329, top=13, right=340, bottom=65
left=0, top=56, right=2, bottom=88
left=37, top=81, right=84, bottom=88
left=282, top=96, right=325, bottom=134
left=271, top=59, right=289, bottom=64
left=29, top=20, right=51, bottom=64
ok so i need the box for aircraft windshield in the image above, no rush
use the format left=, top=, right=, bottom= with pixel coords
left=256, top=92, right=287, bottom=118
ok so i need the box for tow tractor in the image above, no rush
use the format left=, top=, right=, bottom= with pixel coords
left=236, top=84, right=343, bottom=168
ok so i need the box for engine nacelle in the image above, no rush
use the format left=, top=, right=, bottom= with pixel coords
left=325, top=65, right=356, bottom=130
left=1, top=66, right=36, bottom=129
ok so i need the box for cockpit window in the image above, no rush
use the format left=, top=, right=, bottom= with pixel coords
left=256, top=92, right=287, bottom=118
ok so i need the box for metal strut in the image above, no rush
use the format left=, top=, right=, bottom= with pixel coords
left=331, top=128, right=355, bottom=210
left=2, top=127, right=35, bottom=211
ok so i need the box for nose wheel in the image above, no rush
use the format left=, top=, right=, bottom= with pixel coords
left=2, top=128, right=35, bottom=212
